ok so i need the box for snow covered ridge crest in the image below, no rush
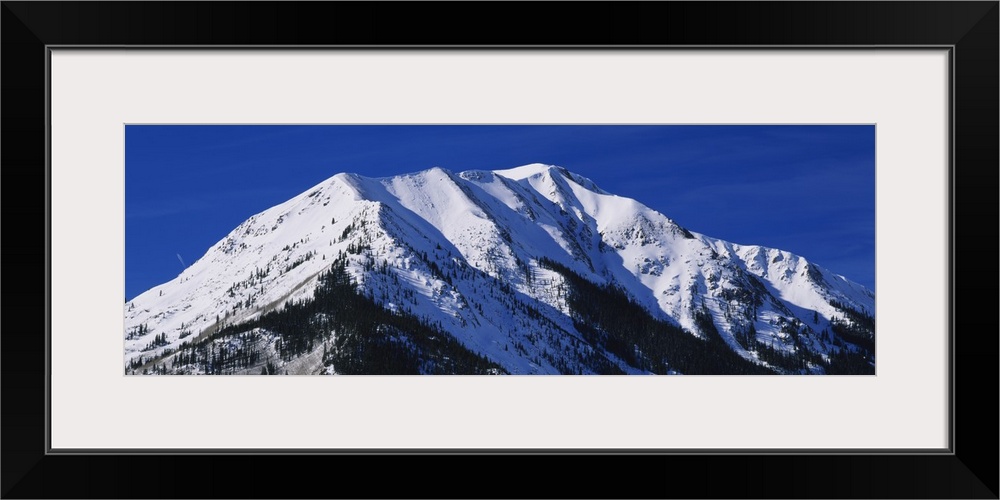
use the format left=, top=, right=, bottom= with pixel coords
left=126, top=163, right=875, bottom=375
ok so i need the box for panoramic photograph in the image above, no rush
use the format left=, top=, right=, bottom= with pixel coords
left=125, top=125, right=875, bottom=375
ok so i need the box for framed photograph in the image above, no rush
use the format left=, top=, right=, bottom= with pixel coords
left=4, top=2, right=996, bottom=498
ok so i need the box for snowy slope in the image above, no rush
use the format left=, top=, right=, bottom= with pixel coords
left=126, top=163, right=875, bottom=374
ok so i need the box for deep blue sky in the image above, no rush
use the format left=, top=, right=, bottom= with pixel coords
left=126, top=125, right=875, bottom=300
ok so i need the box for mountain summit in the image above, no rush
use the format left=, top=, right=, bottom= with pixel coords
left=125, top=164, right=875, bottom=375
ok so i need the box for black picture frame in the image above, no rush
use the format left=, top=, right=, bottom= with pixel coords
left=2, top=2, right=996, bottom=498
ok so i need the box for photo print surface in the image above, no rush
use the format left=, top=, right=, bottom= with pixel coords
left=125, top=125, right=875, bottom=375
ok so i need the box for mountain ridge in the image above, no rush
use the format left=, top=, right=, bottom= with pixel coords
left=125, top=163, right=875, bottom=375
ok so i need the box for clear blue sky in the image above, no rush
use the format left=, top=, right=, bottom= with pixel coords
left=126, top=125, right=875, bottom=300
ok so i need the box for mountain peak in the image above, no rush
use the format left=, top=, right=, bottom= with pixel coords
left=493, top=163, right=607, bottom=195
left=423, top=165, right=454, bottom=177
left=492, top=163, right=559, bottom=180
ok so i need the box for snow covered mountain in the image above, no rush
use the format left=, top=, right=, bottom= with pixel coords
left=125, top=164, right=875, bottom=375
